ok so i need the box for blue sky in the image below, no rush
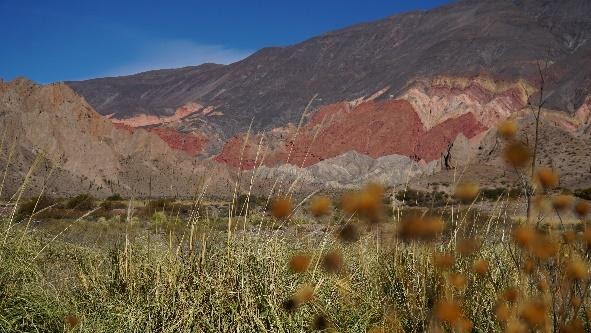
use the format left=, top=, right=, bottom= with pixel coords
left=0, top=0, right=451, bottom=83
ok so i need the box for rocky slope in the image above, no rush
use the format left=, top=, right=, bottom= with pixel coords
left=215, top=97, right=486, bottom=169
left=252, top=151, right=438, bottom=193
left=412, top=114, right=591, bottom=192
left=0, top=78, right=233, bottom=198
left=67, top=0, right=591, bottom=137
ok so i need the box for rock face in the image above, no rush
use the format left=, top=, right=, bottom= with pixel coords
left=0, top=78, right=233, bottom=198
left=215, top=98, right=487, bottom=169
left=145, top=127, right=207, bottom=157
left=107, top=101, right=208, bottom=128
left=400, top=76, right=534, bottom=129
left=252, top=151, right=438, bottom=192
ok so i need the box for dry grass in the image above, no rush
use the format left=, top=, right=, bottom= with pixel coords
left=1, top=185, right=590, bottom=332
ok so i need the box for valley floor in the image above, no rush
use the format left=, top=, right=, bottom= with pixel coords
left=1, top=191, right=591, bottom=332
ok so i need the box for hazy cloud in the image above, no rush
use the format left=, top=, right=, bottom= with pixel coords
left=102, top=39, right=252, bottom=77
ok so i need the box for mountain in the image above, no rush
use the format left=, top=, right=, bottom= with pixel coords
left=68, top=0, right=591, bottom=130
left=7, top=0, right=590, bottom=195
left=0, top=78, right=233, bottom=198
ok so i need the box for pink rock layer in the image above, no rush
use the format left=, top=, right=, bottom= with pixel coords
left=147, top=127, right=207, bottom=157
left=215, top=99, right=487, bottom=169
left=108, top=102, right=205, bottom=127
left=113, top=123, right=207, bottom=156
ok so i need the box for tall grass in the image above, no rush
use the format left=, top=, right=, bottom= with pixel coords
left=1, top=211, right=525, bottom=332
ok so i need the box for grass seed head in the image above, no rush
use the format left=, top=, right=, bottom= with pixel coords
left=289, top=254, right=311, bottom=273
left=495, top=302, right=510, bottom=322
left=340, top=192, right=358, bottom=215
left=449, top=273, right=467, bottom=289
left=312, top=314, right=331, bottom=330
left=503, top=142, right=530, bottom=168
left=565, top=260, right=588, bottom=280
left=270, top=197, right=293, bottom=219
left=502, top=287, right=520, bottom=303
left=398, top=216, right=444, bottom=242
left=358, top=183, right=385, bottom=223
left=434, top=300, right=462, bottom=325
left=537, top=278, right=549, bottom=292
left=340, top=183, right=385, bottom=223
left=338, top=223, right=360, bottom=243
left=534, top=167, right=559, bottom=190
left=454, top=182, right=480, bottom=202
left=512, top=225, right=537, bottom=249
left=523, top=259, right=536, bottom=274
left=456, top=238, right=482, bottom=256
left=472, top=260, right=490, bottom=275
left=309, top=195, right=332, bottom=217
left=574, top=200, right=590, bottom=218
left=561, top=319, right=584, bottom=333
left=433, top=252, right=455, bottom=270
left=282, top=297, right=299, bottom=312
left=294, top=285, right=315, bottom=303
left=530, top=237, right=559, bottom=260
left=497, top=120, right=518, bottom=139
left=562, top=230, right=576, bottom=244
left=65, top=315, right=80, bottom=329
left=519, top=299, right=548, bottom=328
left=552, top=194, right=572, bottom=211
left=322, top=251, right=343, bottom=274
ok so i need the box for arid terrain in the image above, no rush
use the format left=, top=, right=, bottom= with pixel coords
left=2, top=0, right=591, bottom=332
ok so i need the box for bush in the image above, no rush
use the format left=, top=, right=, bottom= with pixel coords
left=16, top=195, right=57, bottom=221
left=395, top=188, right=448, bottom=207
left=150, top=211, right=181, bottom=231
left=106, top=193, right=123, bottom=201
left=232, top=194, right=265, bottom=216
left=65, top=194, right=96, bottom=210
left=574, top=188, right=591, bottom=200
left=463, top=187, right=521, bottom=201
left=100, top=200, right=127, bottom=211
left=151, top=211, right=168, bottom=226
left=145, top=198, right=174, bottom=213
left=143, top=199, right=203, bottom=217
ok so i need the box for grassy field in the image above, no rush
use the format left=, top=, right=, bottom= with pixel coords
left=1, top=183, right=590, bottom=333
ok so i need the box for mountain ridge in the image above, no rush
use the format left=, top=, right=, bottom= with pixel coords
left=4, top=0, right=590, bottom=196
left=67, top=0, right=591, bottom=138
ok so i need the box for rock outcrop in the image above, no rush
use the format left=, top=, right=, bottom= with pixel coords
left=0, top=78, right=233, bottom=198
left=215, top=97, right=487, bottom=169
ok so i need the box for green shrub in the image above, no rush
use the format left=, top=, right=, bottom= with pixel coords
left=65, top=194, right=96, bottom=210
left=232, top=194, right=262, bottom=216
left=145, top=198, right=174, bottom=213
left=151, top=211, right=168, bottom=226
left=480, top=187, right=521, bottom=200
left=150, top=211, right=181, bottom=231
left=574, top=187, right=591, bottom=200
left=16, top=195, right=57, bottom=221
left=395, top=188, right=448, bottom=207
left=106, top=193, right=123, bottom=201
left=100, top=200, right=127, bottom=211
